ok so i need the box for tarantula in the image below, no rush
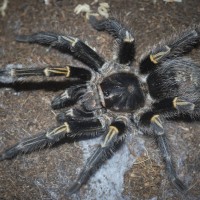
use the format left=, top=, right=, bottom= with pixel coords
left=0, top=16, right=200, bottom=195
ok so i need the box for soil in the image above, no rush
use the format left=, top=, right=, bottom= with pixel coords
left=0, top=0, right=200, bottom=200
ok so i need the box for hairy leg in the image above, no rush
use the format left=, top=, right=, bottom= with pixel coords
left=140, top=26, right=200, bottom=74
left=90, top=16, right=135, bottom=65
left=67, top=120, right=127, bottom=195
left=0, top=118, right=107, bottom=161
left=135, top=95, right=196, bottom=193
left=16, top=32, right=105, bottom=71
left=0, top=65, right=91, bottom=84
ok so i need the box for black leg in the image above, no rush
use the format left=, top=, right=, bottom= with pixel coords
left=153, top=97, right=195, bottom=114
left=0, top=118, right=106, bottom=161
left=90, top=16, right=135, bottom=65
left=67, top=120, right=127, bottom=195
left=16, top=32, right=105, bottom=71
left=140, top=26, right=200, bottom=74
left=0, top=65, right=91, bottom=84
left=138, top=112, right=188, bottom=192
left=156, top=134, right=187, bottom=192
left=137, top=95, right=198, bottom=192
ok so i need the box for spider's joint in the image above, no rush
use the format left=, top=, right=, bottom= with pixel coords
left=150, top=114, right=164, bottom=135
left=97, top=84, right=106, bottom=107
left=165, top=155, right=172, bottom=163
left=46, top=123, right=70, bottom=138
left=44, top=66, right=70, bottom=77
left=192, top=29, right=198, bottom=37
left=116, top=116, right=130, bottom=126
left=65, top=108, right=74, bottom=117
left=99, top=61, right=113, bottom=74
left=173, top=97, right=195, bottom=111
left=123, top=31, right=134, bottom=43
left=150, top=45, right=171, bottom=64
left=100, top=61, right=130, bottom=75
left=61, top=36, right=78, bottom=47
left=10, top=69, right=16, bottom=77
left=98, top=115, right=110, bottom=129
left=101, top=125, right=119, bottom=148
left=61, top=90, right=70, bottom=99
left=88, top=67, right=99, bottom=82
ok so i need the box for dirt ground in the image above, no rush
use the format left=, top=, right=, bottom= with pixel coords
left=0, top=0, right=200, bottom=200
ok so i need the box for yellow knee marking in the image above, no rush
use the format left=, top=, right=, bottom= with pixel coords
left=46, top=122, right=70, bottom=138
left=173, top=97, right=195, bottom=110
left=123, top=31, right=134, bottom=43
left=150, top=45, right=171, bottom=64
left=101, top=126, right=119, bottom=147
left=44, top=66, right=70, bottom=77
left=150, top=54, right=158, bottom=64
left=150, top=115, right=163, bottom=129
left=62, top=36, right=78, bottom=47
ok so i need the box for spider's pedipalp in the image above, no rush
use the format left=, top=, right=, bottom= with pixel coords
left=89, top=16, right=135, bottom=65
left=51, top=84, right=87, bottom=109
left=67, top=120, right=127, bottom=195
left=140, top=26, right=200, bottom=74
left=0, top=65, right=91, bottom=84
left=16, top=32, right=105, bottom=71
left=56, top=107, right=97, bottom=123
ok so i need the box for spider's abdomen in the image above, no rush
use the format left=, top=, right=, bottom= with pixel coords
left=147, top=58, right=200, bottom=100
left=100, top=73, right=145, bottom=112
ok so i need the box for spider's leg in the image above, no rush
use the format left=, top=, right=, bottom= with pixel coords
left=138, top=112, right=188, bottom=192
left=138, top=94, right=199, bottom=192
left=156, top=131, right=188, bottom=192
left=16, top=32, right=105, bottom=71
left=140, top=26, right=200, bottom=73
left=67, top=120, right=127, bottom=195
left=89, top=16, right=135, bottom=65
left=153, top=97, right=195, bottom=115
left=0, top=65, right=91, bottom=83
left=0, top=118, right=106, bottom=161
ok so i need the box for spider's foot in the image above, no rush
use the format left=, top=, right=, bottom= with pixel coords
left=0, top=154, right=5, bottom=161
left=16, top=35, right=31, bottom=43
left=156, top=133, right=188, bottom=193
left=172, top=177, right=188, bottom=193
left=66, top=181, right=82, bottom=196
left=0, top=144, right=20, bottom=161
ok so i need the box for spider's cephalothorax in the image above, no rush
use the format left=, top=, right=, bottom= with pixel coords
left=0, top=16, right=200, bottom=195
left=100, top=71, right=145, bottom=112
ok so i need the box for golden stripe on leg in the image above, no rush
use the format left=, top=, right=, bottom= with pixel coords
left=44, top=66, right=70, bottom=77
